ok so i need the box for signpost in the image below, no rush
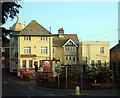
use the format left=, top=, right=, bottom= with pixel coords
left=55, top=63, right=61, bottom=89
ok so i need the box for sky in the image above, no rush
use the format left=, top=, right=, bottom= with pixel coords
left=3, top=1, right=119, bottom=49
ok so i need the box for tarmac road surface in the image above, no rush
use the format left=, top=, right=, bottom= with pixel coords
left=2, top=72, right=120, bottom=97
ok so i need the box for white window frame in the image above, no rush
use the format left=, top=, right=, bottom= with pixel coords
left=100, top=47, right=104, bottom=54
left=24, top=36, right=31, bottom=41
left=69, top=56, right=72, bottom=60
left=41, top=37, right=47, bottom=41
left=65, top=56, right=68, bottom=60
left=41, top=47, right=48, bottom=54
left=24, top=47, right=31, bottom=54
left=22, top=60, right=26, bottom=68
left=64, top=46, right=76, bottom=52
left=29, top=60, right=33, bottom=68
left=98, top=60, right=102, bottom=65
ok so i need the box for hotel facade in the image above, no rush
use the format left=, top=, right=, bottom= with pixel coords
left=10, top=14, right=79, bottom=76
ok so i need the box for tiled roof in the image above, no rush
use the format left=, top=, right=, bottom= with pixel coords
left=110, top=42, right=120, bottom=52
left=19, top=20, right=51, bottom=35
left=53, top=34, right=79, bottom=47
left=64, top=34, right=79, bottom=44
left=53, top=39, right=68, bottom=47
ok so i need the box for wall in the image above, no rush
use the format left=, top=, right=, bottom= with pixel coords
left=79, top=42, right=110, bottom=65
left=110, top=52, right=120, bottom=64
left=19, top=36, right=53, bottom=69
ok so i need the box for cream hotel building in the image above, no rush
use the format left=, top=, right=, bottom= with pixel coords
left=9, top=14, right=110, bottom=76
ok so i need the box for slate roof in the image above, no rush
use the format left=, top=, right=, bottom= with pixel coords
left=53, top=39, right=69, bottom=47
left=110, top=42, right=120, bottom=52
left=18, top=20, right=51, bottom=35
left=53, top=34, right=79, bottom=47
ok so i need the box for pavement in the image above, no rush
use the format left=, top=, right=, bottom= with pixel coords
left=26, top=78, right=120, bottom=96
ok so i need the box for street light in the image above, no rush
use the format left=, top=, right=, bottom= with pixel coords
left=78, top=64, right=83, bottom=94
left=80, top=64, right=83, bottom=94
left=112, top=63, right=115, bottom=92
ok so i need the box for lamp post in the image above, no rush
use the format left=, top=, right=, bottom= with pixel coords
left=112, top=63, right=115, bottom=92
left=66, top=65, right=68, bottom=89
left=58, top=73, right=60, bottom=88
left=80, top=64, right=83, bottom=94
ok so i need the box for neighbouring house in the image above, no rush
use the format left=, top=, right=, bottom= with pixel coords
left=2, top=35, right=10, bottom=72
left=52, top=28, right=79, bottom=65
left=79, top=41, right=110, bottom=67
left=110, top=41, right=120, bottom=65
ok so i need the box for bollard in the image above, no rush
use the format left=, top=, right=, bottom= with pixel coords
left=76, top=86, right=80, bottom=95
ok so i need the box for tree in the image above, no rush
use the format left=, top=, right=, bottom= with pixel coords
left=1, top=1, right=22, bottom=36
left=84, top=63, right=111, bottom=83
left=2, top=1, right=22, bottom=24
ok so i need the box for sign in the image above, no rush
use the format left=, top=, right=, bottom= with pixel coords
left=43, top=60, right=51, bottom=72
left=55, top=67, right=61, bottom=73
left=20, top=68, right=35, bottom=75
left=54, top=61, right=61, bottom=73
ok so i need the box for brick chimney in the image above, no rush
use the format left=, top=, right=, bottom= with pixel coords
left=58, top=28, right=64, bottom=37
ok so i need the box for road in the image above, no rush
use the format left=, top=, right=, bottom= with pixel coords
left=2, top=72, right=120, bottom=97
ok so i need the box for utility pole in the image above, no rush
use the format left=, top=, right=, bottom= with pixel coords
left=112, top=63, right=115, bottom=92
left=58, top=73, right=60, bottom=88
left=66, top=66, right=68, bottom=89
left=80, top=65, right=83, bottom=94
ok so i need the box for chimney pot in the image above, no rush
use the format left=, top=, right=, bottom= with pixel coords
left=58, top=28, right=64, bottom=37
